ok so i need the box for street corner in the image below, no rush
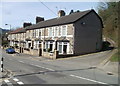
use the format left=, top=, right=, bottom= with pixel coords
left=0, top=70, right=8, bottom=83
left=55, top=50, right=109, bottom=61
left=0, top=69, right=13, bottom=80
left=98, top=61, right=119, bottom=76
left=98, top=49, right=118, bottom=68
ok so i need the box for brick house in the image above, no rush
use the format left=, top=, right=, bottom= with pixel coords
left=8, top=9, right=103, bottom=59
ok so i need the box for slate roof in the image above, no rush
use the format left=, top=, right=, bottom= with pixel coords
left=9, top=9, right=103, bottom=34
left=26, top=10, right=93, bottom=30
left=17, top=28, right=26, bottom=33
left=9, top=28, right=26, bottom=34
left=9, top=28, right=23, bottom=34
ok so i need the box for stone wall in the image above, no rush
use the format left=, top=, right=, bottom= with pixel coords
left=67, top=24, right=74, bottom=35
left=23, top=49, right=39, bottom=56
left=42, top=50, right=59, bottom=59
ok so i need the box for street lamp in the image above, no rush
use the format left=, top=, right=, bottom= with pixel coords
left=5, top=24, right=11, bottom=31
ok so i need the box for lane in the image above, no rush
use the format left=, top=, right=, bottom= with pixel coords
left=3, top=56, right=96, bottom=84
left=1, top=49, right=118, bottom=85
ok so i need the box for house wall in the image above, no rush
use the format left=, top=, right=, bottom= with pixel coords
left=8, top=34, right=12, bottom=41
left=74, top=11, right=103, bottom=55
left=23, top=24, right=74, bottom=56
left=43, top=24, right=74, bottom=54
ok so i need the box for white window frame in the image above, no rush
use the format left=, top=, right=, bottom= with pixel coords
left=45, top=41, right=53, bottom=51
left=45, top=41, right=49, bottom=50
left=48, top=27, right=53, bottom=37
left=57, top=42, right=68, bottom=54
left=61, top=25, right=67, bottom=37
left=54, top=26, right=59, bottom=37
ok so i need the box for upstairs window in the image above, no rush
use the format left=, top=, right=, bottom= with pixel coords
left=39, top=31, right=41, bottom=38
left=49, top=28, right=53, bottom=37
left=61, top=26, right=67, bottom=36
left=36, top=29, right=39, bottom=37
left=33, top=30, right=36, bottom=38
left=54, top=27, right=59, bottom=37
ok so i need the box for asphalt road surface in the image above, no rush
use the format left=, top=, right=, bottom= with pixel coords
left=1, top=49, right=118, bottom=86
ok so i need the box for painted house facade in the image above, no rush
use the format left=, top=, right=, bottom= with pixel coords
left=8, top=9, right=103, bottom=59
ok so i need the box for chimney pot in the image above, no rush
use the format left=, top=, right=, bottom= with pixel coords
left=58, top=10, right=65, bottom=17
left=23, top=22, right=32, bottom=28
left=36, top=17, right=44, bottom=23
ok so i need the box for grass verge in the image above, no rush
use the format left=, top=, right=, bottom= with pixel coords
left=110, top=51, right=119, bottom=62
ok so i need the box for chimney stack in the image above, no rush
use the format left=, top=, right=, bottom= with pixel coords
left=23, top=22, right=32, bottom=28
left=36, top=16, right=44, bottom=24
left=58, top=10, right=65, bottom=17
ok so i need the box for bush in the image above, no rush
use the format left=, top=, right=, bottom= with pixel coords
left=110, top=52, right=119, bottom=62
left=2, top=40, right=8, bottom=46
left=14, top=44, right=18, bottom=48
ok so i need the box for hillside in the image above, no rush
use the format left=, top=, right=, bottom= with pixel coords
left=97, top=2, right=119, bottom=47
left=1, top=29, right=10, bottom=35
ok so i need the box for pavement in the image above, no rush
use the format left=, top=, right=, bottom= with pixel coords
left=0, top=69, right=13, bottom=84
left=13, top=52, right=50, bottom=61
left=97, top=49, right=119, bottom=76
left=100, top=61, right=119, bottom=76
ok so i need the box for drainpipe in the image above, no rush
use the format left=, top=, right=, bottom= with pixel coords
left=43, top=28, right=46, bottom=57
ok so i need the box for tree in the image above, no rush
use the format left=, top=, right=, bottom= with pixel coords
left=97, top=2, right=119, bottom=46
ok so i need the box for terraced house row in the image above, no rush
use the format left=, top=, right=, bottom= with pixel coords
left=8, top=9, right=103, bottom=59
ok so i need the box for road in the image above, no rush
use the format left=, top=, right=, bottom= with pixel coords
left=1, top=49, right=118, bottom=86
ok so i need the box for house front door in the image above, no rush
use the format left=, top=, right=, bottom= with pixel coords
left=63, top=45, right=67, bottom=54
left=50, top=44, right=53, bottom=51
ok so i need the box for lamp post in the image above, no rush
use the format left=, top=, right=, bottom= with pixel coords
left=5, top=24, right=11, bottom=47
left=5, top=24, right=11, bottom=31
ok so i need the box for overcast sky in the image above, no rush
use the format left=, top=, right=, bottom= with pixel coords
left=1, top=1, right=99, bottom=30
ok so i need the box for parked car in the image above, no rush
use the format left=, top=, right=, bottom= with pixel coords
left=6, top=48, right=15, bottom=53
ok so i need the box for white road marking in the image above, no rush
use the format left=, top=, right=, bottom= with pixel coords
left=4, top=79, right=13, bottom=85
left=70, top=74, right=108, bottom=85
left=12, top=77, right=24, bottom=85
left=19, top=61, right=24, bottom=63
left=17, top=81, right=24, bottom=85
left=31, top=64, right=55, bottom=71
left=1, top=61, right=3, bottom=64
left=34, top=65, right=42, bottom=68
left=4, top=80, right=10, bottom=83
left=44, top=68, right=55, bottom=71
left=1, top=68, right=3, bottom=71
left=41, top=66, right=45, bottom=68
left=13, top=78, right=19, bottom=82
